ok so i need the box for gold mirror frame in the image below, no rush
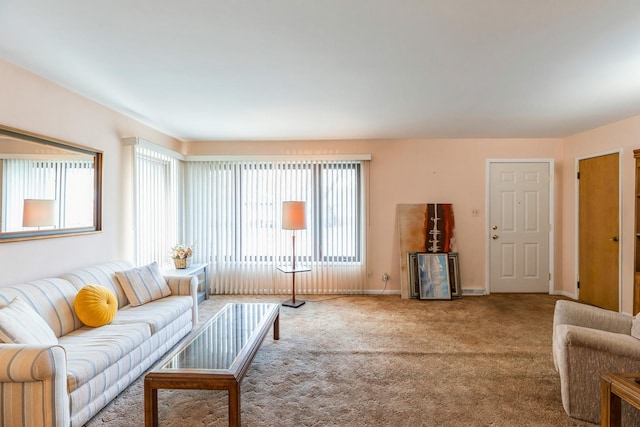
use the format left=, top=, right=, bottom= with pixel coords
left=0, top=125, right=102, bottom=242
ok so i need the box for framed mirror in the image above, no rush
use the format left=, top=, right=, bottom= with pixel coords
left=0, top=125, right=102, bottom=242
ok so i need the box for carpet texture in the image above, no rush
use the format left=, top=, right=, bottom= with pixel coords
left=84, top=294, right=595, bottom=426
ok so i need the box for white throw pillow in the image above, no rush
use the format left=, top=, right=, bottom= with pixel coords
left=115, top=262, right=172, bottom=307
left=0, top=297, right=58, bottom=345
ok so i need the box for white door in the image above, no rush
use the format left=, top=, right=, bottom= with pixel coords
left=489, top=162, right=550, bottom=293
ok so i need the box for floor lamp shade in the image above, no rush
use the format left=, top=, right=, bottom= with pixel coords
left=282, top=201, right=306, bottom=230
left=23, top=199, right=56, bottom=227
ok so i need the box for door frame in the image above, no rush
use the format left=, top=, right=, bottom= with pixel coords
left=574, top=150, right=623, bottom=307
left=485, top=159, right=555, bottom=295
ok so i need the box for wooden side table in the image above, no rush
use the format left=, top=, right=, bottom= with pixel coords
left=601, top=372, right=640, bottom=426
left=163, top=263, right=209, bottom=305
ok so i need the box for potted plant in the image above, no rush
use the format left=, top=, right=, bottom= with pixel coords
left=170, top=243, right=193, bottom=269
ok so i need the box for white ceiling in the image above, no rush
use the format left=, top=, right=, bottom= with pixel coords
left=2, top=1, right=640, bottom=141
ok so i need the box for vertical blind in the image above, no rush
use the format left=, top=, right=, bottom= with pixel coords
left=2, top=159, right=94, bottom=231
left=185, top=159, right=368, bottom=295
left=133, top=145, right=181, bottom=266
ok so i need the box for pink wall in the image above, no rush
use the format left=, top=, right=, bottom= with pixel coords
left=2, top=56, right=638, bottom=310
left=0, top=58, right=181, bottom=285
left=562, top=115, right=640, bottom=313
left=188, top=138, right=563, bottom=294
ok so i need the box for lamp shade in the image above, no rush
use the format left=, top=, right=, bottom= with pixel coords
left=23, top=199, right=56, bottom=227
left=282, top=201, right=306, bottom=230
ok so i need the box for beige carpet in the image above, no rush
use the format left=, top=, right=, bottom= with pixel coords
left=85, top=294, right=594, bottom=426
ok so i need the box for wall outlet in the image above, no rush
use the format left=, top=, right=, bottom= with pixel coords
left=382, top=273, right=389, bottom=282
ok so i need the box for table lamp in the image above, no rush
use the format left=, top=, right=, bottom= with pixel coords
left=23, top=199, right=56, bottom=229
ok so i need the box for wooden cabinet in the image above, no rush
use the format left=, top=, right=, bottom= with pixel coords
left=634, top=150, right=640, bottom=315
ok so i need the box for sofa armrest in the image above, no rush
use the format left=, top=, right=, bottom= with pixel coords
left=0, top=344, right=70, bottom=426
left=165, top=275, right=198, bottom=326
left=553, top=300, right=632, bottom=334
left=0, top=344, right=67, bottom=381
left=165, top=275, right=197, bottom=296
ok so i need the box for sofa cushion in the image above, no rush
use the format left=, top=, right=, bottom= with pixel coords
left=115, top=262, right=172, bottom=306
left=60, top=322, right=151, bottom=392
left=74, top=285, right=118, bottom=327
left=112, top=295, right=193, bottom=334
left=0, top=297, right=58, bottom=345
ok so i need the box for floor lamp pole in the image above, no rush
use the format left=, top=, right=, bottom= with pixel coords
left=291, top=232, right=297, bottom=305
left=280, top=231, right=307, bottom=308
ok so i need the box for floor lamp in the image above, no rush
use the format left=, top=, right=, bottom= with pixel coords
left=280, top=201, right=309, bottom=308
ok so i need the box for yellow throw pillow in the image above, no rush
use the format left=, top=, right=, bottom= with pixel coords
left=74, top=285, right=118, bottom=327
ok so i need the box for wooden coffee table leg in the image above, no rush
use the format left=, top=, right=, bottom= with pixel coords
left=144, top=379, right=158, bottom=427
left=601, top=375, right=622, bottom=427
left=607, top=394, right=622, bottom=427
left=229, top=381, right=241, bottom=427
left=274, top=313, right=280, bottom=340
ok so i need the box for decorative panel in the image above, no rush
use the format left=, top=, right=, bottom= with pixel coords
left=524, top=191, right=539, bottom=232
left=524, top=243, right=539, bottom=278
left=501, top=191, right=516, bottom=232
left=500, top=243, right=516, bottom=278
left=396, top=203, right=456, bottom=299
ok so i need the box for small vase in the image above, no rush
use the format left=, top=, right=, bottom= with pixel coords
left=173, top=258, right=189, bottom=269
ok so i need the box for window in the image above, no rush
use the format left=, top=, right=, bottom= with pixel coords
left=237, top=162, right=361, bottom=262
left=185, top=159, right=368, bottom=294
left=132, top=145, right=181, bottom=266
left=317, top=162, right=361, bottom=262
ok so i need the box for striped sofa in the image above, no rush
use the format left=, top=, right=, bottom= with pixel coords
left=0, top=261, right=199, bottom=427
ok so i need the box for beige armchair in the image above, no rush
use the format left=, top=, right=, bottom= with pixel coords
left=552, top=299, right=640, bottom=424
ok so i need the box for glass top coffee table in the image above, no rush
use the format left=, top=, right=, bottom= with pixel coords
left=144, top=303, right=280, bottom=427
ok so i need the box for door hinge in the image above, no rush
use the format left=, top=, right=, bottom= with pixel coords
left=549, top=273, right=551, bottom=281
left=577, top=171, right=580, bottom=179
left=577, top=281, right=580, bottom=289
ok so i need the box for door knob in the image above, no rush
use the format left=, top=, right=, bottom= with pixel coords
left=492, top=225, right=498, bottom=230
left=492, top=234, right=499, bottom=240
left=610, top=236, right=619, bottom=242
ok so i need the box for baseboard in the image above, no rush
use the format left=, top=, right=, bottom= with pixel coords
left=461, top=288, right=487, bottom=296
left=316, top=288, right=577, bottom=298
left=364, top=289, right=401, bottom=295
left=550, top=290, right=577, bottom=299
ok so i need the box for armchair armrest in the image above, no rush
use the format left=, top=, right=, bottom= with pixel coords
left=553, top=324, right=640, bottom=423
left=556, top=324, right=640, bottom=358
left=0, top=344, right=70, bottom=426
left=552, top=300, right=632, bottom=376
left=165, top=275, right=198, bottom=326
left=553, top=300, right=631, bottom=335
